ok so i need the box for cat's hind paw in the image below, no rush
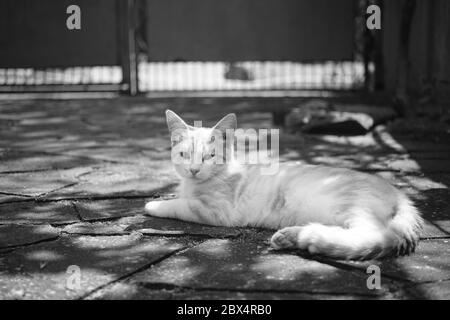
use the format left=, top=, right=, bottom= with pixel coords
left=270, top=227, right=300, bottom=250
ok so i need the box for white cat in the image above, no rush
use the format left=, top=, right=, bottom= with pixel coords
left=145, top=110, right=423, bottom=260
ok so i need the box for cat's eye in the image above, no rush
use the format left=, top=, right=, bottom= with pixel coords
left=179, top=151, right=189, bottom=158
left=203, top=151, right=215, bottom=161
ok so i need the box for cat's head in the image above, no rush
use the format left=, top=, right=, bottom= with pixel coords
left=166, top=110, right=237, bottom=181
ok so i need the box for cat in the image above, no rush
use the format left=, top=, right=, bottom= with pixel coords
left=145, top=110, right=423, bottom=260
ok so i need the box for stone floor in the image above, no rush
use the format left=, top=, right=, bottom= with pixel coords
left=0, top=96, right=449, bottom=300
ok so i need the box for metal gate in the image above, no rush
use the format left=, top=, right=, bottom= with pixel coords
left=140, top=0, right=364, bottom=92
left=0, top=0, right=372, bottom=94
left=0, top=0, right=138, bottom=94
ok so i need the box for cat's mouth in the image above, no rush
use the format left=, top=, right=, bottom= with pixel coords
left=186, top=173, right=210, bottom=183
left=184, top=172, right=200, bottom=180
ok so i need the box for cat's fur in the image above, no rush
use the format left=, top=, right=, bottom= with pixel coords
left=145, top=110, right=423, bottom=260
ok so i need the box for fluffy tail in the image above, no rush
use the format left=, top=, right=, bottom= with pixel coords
left=387, top=196, right=423, bottom=256
left=271, top=196, right=423, bottom=260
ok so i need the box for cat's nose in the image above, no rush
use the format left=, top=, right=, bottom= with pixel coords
left=190, top=168, right=200, bottom=176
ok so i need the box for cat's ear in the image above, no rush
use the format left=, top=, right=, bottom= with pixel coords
left=213, top=113, right=237, bottom=133
left=166, top=110, right=188, bottom=133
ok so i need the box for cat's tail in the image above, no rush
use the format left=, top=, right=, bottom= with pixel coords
left=387, top=195, right=423, bottom=256
left=271, top=195, right=423, bottom=260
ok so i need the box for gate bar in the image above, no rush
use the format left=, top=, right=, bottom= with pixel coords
left=120, top=0, right=139, bottom=95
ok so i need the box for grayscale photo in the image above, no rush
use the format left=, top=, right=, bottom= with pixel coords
left=0, top=0, right=449, bottom=304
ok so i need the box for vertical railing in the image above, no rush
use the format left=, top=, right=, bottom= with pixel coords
left=120, top=0, right=139, bottom=95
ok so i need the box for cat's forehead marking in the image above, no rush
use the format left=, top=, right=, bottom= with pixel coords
left=189, top=127, right=214, bottom=141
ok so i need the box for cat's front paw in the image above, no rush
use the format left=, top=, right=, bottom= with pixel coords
left=144, top=200, right=166, bottom=216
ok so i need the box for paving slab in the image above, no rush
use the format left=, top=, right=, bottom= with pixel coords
left=0, top=193, right=31, bottom=204
left=326, top=239, right=450, bottom=287
left=391, top=140, right=450, bottom=153
left=59, top=215, right=151, bottom=236
left=42, top=163, right=177, bottom=200
left=413, top=187, right=450, bottom=221
left=61, top=214, right=241, bottom=239
left=0, top=234, right=190, bottom=299
left=0, top=224, right=59, bottom=249
left=0, top=149, right=100, bottom=173
left=0, top=167, right=92, bottom=199
left=125, top=238, right=395, bottom=297
left=61, top=221, right=130, bottom=236
left=303, top=153, right=448, bottom=173
left=421, top=220, right=450, bottom=238
left=56, top=144, right=171, bottom=165
left=89, top=282, right=384, bottom=300
left=126, top=216, right=242, bottom=239
left=72, top=198, right=147, bottom=221
left=0, top=201, right=79, bottom=225
left=401, top=280, right=450, bottom=300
